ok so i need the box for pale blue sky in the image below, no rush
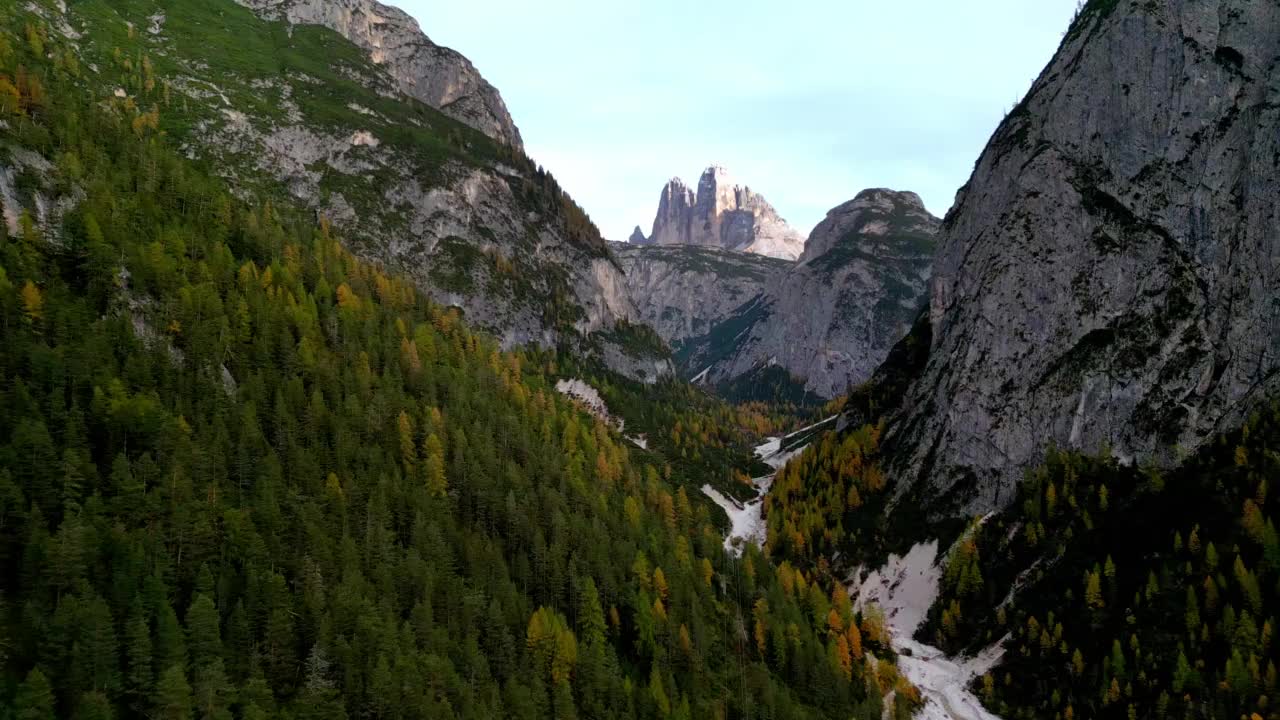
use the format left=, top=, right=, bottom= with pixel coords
left=399, top=1, right=1080, bottom=240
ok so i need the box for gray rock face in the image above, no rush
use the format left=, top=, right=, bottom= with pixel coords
left=884, top=0, right=1280, bottom=515
left=647, top=166, right=806, bottom=260
left=233, top=0, right=523, bottom=149
left=611, top=242, right=790, bottom=346
left=680, top=189, right=938, bottom=398
left=628, top=226, right=652, bottom=245
left=800, top=189, right=937, bottom=263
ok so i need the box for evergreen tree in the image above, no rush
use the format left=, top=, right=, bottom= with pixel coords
left=14, top=667, right=56, bottom=720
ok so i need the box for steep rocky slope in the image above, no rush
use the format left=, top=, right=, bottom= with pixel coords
left=611, top=242, right=789, bottom=346
left=233, top=0, right=523, bottom=149
left=30, top=0, right=667, bottom=380
left=881, top=0, right=1280, bottom=515
left=646, top=166, right=806, bottom=260
left=679, top=189, right=938, bottom=400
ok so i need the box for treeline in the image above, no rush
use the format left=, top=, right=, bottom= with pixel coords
left=0, top=6, right=909, bottom=720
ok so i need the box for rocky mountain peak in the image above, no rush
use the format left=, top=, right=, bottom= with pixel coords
left=646, top=165, right=805, bottom=260
left=233, top=0, right=523, bottom=149
left=799, top=188, right=939, bottom=263
left=628, top=226, right=651, bottom=245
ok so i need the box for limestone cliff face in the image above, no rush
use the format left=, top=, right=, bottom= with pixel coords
left=233, top=0, right=523, bottom=149
left=647, top=167, right=806, bottom=260
left=615, top=190, right=937, bottom=399
left=882, top=0, right=1280, bottom=515
left=611, top=242, right=789, bottom=346
left=679, top=189, right=938, bottom=398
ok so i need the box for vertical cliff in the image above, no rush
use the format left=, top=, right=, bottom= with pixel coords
left=883, top=0, right=1280, bottom=514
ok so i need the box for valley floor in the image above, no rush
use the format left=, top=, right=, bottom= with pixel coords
left=705, top=411, right=1008, bottom=719
left=701, top=418, right=833, bottom=554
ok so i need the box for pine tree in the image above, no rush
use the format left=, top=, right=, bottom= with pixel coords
left=124, top=605, right=154, bottom=714
left=185, top=594, right=222, bottom=670
left=74, top=692, right=114, bottom=720
left=15, top=667, right=56, bottom=720
left=155, top=602, right=187, bottom=675
left=155, top=665, right=193, bottom=720
left=423, top=433, right=447, bottom=497
left=191, top=659, right=234, bottom=720
left=1084, top=570, right=1104, bottom=609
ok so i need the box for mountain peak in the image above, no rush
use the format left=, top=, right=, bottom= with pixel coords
left=628, top=226, right=651, bottom=245
left=799, top=188, right=939, bottom=264
left=852, top=187, right=926, bottom=209
left=701, top=164, right=731, bottom=179
left=646, top=167, right=804, bottom=260
left=233, top=0, right=523, bottom=149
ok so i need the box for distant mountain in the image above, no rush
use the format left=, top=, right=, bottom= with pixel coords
left=645, top=166, right=806, bottom=260
left=611, top=242, right=790, bottom=347
left=617, top=189, right=938, bottom=401
left=627, top=225, right=652, bottom=245
left=680, top=189, right=938, bottom=399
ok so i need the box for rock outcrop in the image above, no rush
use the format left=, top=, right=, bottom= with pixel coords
left=628, top=226, right=651, bottom=245
left=233, top=0, right=523, bottom=149
left=679, top=189, right=938, bottom=398
left=611, top=242, right=789, bottom=346
left=646, top=166, right=806, bottom=260
left=881, top=0, right=1280, bottom=515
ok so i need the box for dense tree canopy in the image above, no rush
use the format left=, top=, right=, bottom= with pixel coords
left=0, top=6, right=915, bottom=719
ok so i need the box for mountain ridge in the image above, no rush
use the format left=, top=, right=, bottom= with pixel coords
left=618, top=188, right=937, bottom=401
left=232, top=0, right=524, bottom=149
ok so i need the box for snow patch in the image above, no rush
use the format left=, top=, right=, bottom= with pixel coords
left=702, top=431, right=820, bottom=555
left=850, top=542, right=1007, bottom=720
left=852, top=541, right=942, bottom=639
left=691, top=366, right=711, bottom=384
left=894, top=637, right=1006, bottom=720
left=219, top=364, right=238, bottom=398
left=701, top=475, right=771, bottom=553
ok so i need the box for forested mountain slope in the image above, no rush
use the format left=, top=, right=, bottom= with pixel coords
left=9, top=0, right=668, bottom=382
left=0, top=4, right=918, bottom=719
